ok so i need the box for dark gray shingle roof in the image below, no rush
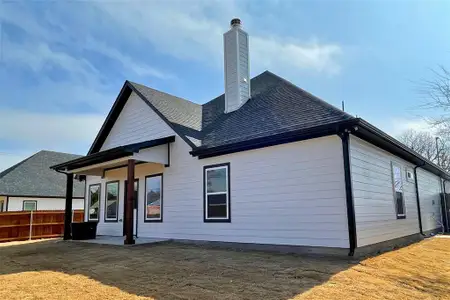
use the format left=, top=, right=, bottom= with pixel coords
left=0, top=150, right=84, bottom=197
left=129, top=71, right=353, bottom=148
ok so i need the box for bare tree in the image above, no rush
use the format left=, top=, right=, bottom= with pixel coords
left=420, top=66, right=450, bottom=136
left=398, top=129, right=450, bottom=171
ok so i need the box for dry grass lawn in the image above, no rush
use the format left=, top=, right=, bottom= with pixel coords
left=0, top=237, right=449, bottom=299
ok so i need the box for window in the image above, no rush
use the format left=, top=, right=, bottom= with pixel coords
left=0, top=201, right=4, bottom=212
left=145, top=174, right=162, bottom=222
left=391, top=163, right=406, bottom=219
left=105, top=181, right=119, bottom=222
left=88, top=184, right=101, bottom=221
left=23, top=200, right=37, bottom=211
left=204, top=163, right=230, bottom=222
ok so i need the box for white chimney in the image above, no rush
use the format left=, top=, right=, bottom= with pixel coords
left=224, top=18, right=250, bottom=113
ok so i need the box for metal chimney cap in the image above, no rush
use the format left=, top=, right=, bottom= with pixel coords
left=230, top=18, right=241, bottom=27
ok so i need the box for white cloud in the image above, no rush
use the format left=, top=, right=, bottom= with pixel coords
left=378, top=118, right=432, bottom=137
left=0, top=110, right=104, bottom=153
left=0, top=0, right=343, bottom=165
left=93, top=1, right=342, bottom=75
left=252, top=37, right=342, bottom=75
left=0, top=2, right=172, bottom=83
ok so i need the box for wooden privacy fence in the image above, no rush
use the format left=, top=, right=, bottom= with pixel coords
left=0, top=210, right=84, bottom=243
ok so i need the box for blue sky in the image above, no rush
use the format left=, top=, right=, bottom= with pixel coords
left=1, top=0, right=450, bottom=171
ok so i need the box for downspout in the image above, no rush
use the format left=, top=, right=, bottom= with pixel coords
left=413, top=163, right=425, bottom=236
left=442, top=179, right=449, bottom=232
left=339, top=129, right=357, bottom=256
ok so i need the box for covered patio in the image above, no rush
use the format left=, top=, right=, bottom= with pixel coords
left=72, top=236, right=169, bottom=246
left=51, top=136, right=175, bottom=245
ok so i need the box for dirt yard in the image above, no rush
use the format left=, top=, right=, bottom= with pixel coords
left=0, top=237, right=449, bottom=300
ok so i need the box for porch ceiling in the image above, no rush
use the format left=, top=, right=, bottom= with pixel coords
left=51, top=136, right=175, bottom=176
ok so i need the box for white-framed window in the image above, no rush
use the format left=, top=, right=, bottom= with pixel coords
left=105, top=181, right=119, bottom=222
left=145, top=174, right=162, bottom=222
left=204, top=163, right=230, bottom=222
left=406, top=168, right=414, bottom=183
left=88, top=184, right=101, bottom=221
left=23, top=200, right=37, bottom=211
left=391, top=163, right=406, bottom=219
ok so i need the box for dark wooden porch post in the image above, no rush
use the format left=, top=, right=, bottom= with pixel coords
left=125, top=159, right=135, bottom=245
left=64, top=173, right=74, bottom=240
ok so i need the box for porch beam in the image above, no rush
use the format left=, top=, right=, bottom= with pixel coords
left=124, top=159, right=135, bottom=244
left=67, top=156, right=133, bottom=174
left=64, top=173, right=74, bottom=240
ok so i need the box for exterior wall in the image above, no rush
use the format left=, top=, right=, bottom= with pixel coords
left=85, top=163, right=164, bottom=236
left=87, top=134, right=350, bottom=248
left=6, top=196, right=84, bottom=211
left=350, top=136, right=420, bottom=247
left=100, top=92, right=174, bottom=151
left=417, top=169, right=443, bottom=232
left=0, top=196, right=6, bottom=212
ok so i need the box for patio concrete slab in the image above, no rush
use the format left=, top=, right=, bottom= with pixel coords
left=72, top=235, right=169, bottom=246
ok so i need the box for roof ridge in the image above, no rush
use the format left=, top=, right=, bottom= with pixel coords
left=201, top=70, right=272, bottom=106
left=0, top=152, right=38, bottom=179
left=37, top=149, right=83, bottom=157
left=128, top=81, right=201, bottom=108
left=264, top=70, right=354, bottom=119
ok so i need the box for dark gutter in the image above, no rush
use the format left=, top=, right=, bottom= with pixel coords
left=51, top=136, right=175, bottom=171
left=354, top=120, right=450, bottom=180
left=339, top=130, right=357, bottom=256
left=413, top=163, right=425, bottom=235
left=190, top=118, right=449, bottom=181
left=442, top=179, right=449, bottom=232
left=190, top=119, right=359, bottom=159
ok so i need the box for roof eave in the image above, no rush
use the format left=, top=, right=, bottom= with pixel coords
left=190, top=119, right=359, bottom=159
left=354, top=120, right=450, bottom=180
left=51, top=136, right=175, bottom=171
left=191, top=118, right=449, bottom=180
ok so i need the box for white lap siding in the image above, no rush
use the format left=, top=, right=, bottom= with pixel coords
left=7, top=197, right=84, bottom=211
left=100, top=92, right=174, bottom=151
left=87, top=134, right=349, bottom=248
left=86, top=90, right=350, bottom=247
left=158, top=136, right=349, bottom=247
left=417, top=169, right=443, bottom=232
left=349, top=136, right=419, bottom=247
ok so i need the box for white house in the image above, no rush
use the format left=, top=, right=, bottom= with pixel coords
left=52, top=19, right=448, bottom=256
left=0, top=150, right=84, bottom=212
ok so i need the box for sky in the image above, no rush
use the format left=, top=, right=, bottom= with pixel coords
left=1, top=0, right=450, bottom=171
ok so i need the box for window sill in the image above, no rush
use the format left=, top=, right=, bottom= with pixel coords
left=397, top=215, right=406, bottom=219
left=204, top=218, right=231, bottom=223
left=104, top=219, right=119, bottom=223
left=144, top=219, right=163, bottom=223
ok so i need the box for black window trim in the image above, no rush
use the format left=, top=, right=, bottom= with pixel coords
left=104, top=180, right=120, bottom=223
left=88, top=183, right=101, bottom=222
left=203, top=162, right=231, bottom=223
left=391, top=162, right=406, bottom=219
left=22, top=200, right=37, bottom=211
left=144, top=173, right=163, bottom=223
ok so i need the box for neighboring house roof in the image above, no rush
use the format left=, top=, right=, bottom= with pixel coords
left=84, top=70, right=449, bottom=180
left=0, top=150, right=84, bottom=197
